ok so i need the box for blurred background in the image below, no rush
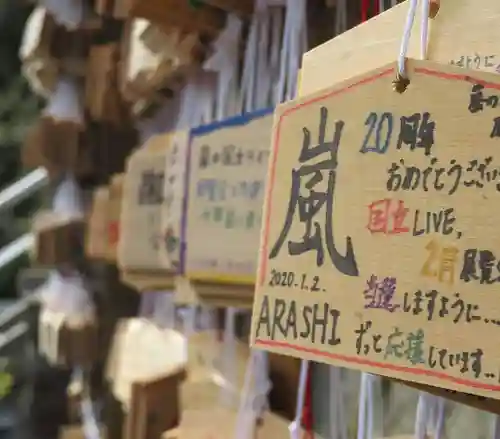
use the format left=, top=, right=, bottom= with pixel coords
left=0, top=0, right=42, bottom=299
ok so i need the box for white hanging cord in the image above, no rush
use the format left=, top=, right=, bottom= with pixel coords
left=41, top=0, right=86, bottom=30
left=138, top=293, right=154, bottom=318
left=334, top=0, right=347, bottom=35
left=493, top=415, right=500, bottom=439
left=203, top=14, right=243, bottom=120
left=235, top=352, right=257, bottom=439
left=81, top=395, right=101, bottom=439
left=255, top=5, right=271, bottom=108
left=240, top=0, right=285, bottom=113
left=219, top=307, right=238, bottom=407
left=420, top=0, right=430, bottom=60
left=357, top=373, right=367, bottom=439
left=269, top=7, right=284, bottom=93
left=52, top=174, right=84, bottom=219
left=329, top=367, right=348, bottom=439
left=434, top=397, right=445, bottom=439
left=73, top=367, right=101, bottom=439
left=44, top=76, right=83, bottom=124
left=176, top=71, right=218, bottom=130
left=239, top=1, right=261, bottom=113
left=199, top=306, right=216, bottom=331
left=152, top=292, right=176, bottom=329
left=367, top=375, right=375, bottom=439
left=275, top=0, right=307, bottom=103
left=397, top=0, right=429, bottom=77
left=331, top=369, right=339, bottom=439
left=415, top=393, right=445, bottom=439
left=289, top=359, right=310, bottom=439
left=357, top=373, right=375, bottom=439
left=182, top=305, right=197, bottom=336
left=235, top=349, right=271, bottom=439
left=415, top=392, right=429, bottom=439
left=253, top=350, right=271, bottom=417
left=137, top=97, right=181, bottom=144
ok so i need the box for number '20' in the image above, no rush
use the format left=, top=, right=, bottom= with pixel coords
left=360, top=112, right=393, bottom=154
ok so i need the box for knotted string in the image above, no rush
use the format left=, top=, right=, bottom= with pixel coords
left=397, top=0, right=430, bottom=78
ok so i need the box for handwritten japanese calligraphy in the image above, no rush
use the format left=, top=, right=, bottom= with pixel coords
left=252, top=59, right=500, bottom=399
left=269, top=107, right=358, bottom=275
left=185, top=110, right=274, bottom=281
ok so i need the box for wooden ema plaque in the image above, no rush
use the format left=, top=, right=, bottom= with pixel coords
left=118, top=134, right=176, bottom=291
left=171, top=111, right=273, bottom=307
left=251, top=59, right=500, bottom=399
left=300, top=0, right=500, bottom=97
left=182, top=110, right=273, bottom=284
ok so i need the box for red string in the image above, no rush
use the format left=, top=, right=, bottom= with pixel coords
left=361, top=0, right=369, bottom=22
left=301, top=364, right=314, bottom=439
left=361, top=0, right=381, bottom=23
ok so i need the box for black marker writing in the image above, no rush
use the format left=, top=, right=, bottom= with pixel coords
left=269, top=107, right=358, bottom=276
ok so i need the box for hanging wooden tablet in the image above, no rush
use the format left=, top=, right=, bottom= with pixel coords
left=173, top=110, right=274, bottom=307
left=85, top=43, right=125, bottom=124
left=120, top=19, right=204, bottom=113
left=300, top=0, right=500, bottom=96
left=19, top=7, right=58, bottom=97
left=124, top=371, right=184, bottom=439
left=106, top=319, right=187, bottom=439
left=39, top=309, right=97, bottom=368
left=118, top=133, right=176, bottom=291
left=251, top=59, right=500, bottom=400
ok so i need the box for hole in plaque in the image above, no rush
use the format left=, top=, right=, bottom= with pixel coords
left=392, top=73, right=410, bottom=94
